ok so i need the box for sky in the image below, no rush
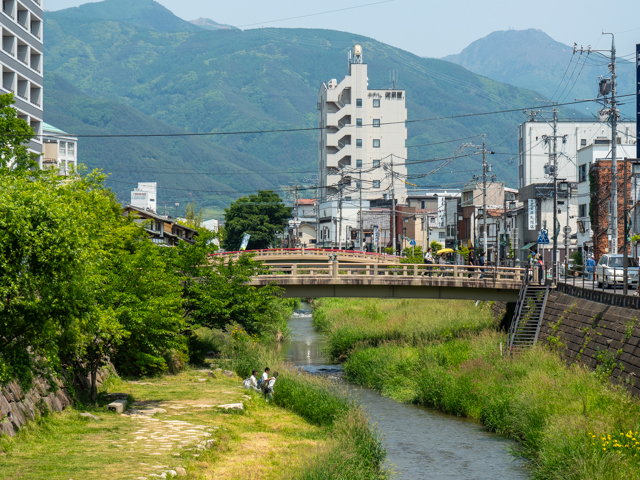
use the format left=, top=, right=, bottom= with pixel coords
left=45, top=0, right=640, bottom=59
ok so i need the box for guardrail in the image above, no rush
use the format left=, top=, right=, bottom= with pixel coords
left=253, top=261, right=526, bottom=284
left=213, top=248, right=399, bottom=262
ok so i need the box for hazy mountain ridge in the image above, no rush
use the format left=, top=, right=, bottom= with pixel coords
left=189, top=18, right=237, bottom=30
left=443, top=29, right=635, bottom=117
left=43, top=0, right=556, bottom=209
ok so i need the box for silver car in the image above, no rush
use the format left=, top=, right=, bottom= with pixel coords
left=595, top=254, right=640, bottom=288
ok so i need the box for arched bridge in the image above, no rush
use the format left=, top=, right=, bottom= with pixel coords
left=214, top=248, right=399, bottom=265
left=247, top=262, right=525, bottom=302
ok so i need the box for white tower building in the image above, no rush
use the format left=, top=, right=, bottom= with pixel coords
left=318, top=45, right=407, bottom=203
left=130, top=182, right=157, bottom=212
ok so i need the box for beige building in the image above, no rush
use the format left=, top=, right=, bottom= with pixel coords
left=42, top=122, right=77, bottom=174
left=318, top=44, right=407, bottom=203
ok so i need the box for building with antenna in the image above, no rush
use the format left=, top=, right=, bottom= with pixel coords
left=317, top=44, right=408, bottom=204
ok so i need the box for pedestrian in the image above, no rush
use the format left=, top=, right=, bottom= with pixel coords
left=586, top=255, right=596, bottom=281
left=423, top=247, right=434, bottom=276
left=479, top=251, right=486, bottom=279
left=537, top=254, right=544, bottom=285
left=438, top=252, right=447, bottom=277
left=468, top=251, right=475, bottom=278
left=263, top=371, right=278, bottom=401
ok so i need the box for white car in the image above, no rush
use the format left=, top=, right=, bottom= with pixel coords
left=595, top=254, right=640, bottom=288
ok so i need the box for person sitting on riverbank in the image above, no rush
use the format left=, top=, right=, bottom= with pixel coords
left=249, top=370, right=259, bottom=391
left=263, top=371, right=278, bottom=401
left=258, top=367, right=270, bottom=390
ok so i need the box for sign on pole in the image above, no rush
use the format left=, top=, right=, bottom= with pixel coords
left=409, top=238, right=416, bottom=246
left=538, top=229, right=550, bottom=245
left=373, top=225, right=379, bottom=247
left=528, top=199, right=537, bottom=230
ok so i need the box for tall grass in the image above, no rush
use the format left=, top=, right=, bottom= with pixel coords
left=313, top=298, right=496, bottom=359
left=223, top=342, right=388, bottom=479
left=344, top=329, right=640, bottom=480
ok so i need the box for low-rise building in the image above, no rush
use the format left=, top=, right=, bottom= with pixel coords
left=287, top=199, right=317, bottom=247
left=42, top=123, right=77, bottom=174
left=130, top=182, right=157, bottom=213
left=124, top=205, right=197, bottom=246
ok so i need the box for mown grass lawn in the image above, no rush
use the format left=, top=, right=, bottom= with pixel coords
left=0, top=368, right=326, bottom=480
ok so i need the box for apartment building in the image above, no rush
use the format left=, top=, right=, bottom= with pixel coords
left=130, top=182, right=158, bottom=213
left=517, top=118, right=635, bottom=189
left=318, top=44, right=407, bottom=203
left=1, top=0, right=43, bottom=153
left=42, top=122, right=77, bottom=174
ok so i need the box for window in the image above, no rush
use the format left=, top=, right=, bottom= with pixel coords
left=356, top=159, right=362, bottom=168
left=356, top=98, right=362, bottom=107
left=356, top=118, right=362, bottom=126
left=356, top=139, right=362, bottom=147
left=580, top=139, right=587, bottom=146
left=578, top=164, right=587, bottom=183
left=373, top=180, right=380, bottom=188
left=429, top=217, right=436, bottom=225
left=67, top=142, right=75, bottom=156
left=373, top=99, right=380, bottom=108
left=373, top=119, right=380, bottom=127
left=438, top=232, right=445, bottom=240
left=373, top=139, right=380, bottom=148
left=59, top=141, right=66, bottom=155
left=373, top=160, right=380, bottom=168
left=579, top=204, right=587, bottom=218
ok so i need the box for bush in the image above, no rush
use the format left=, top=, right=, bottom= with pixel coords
left=187, top=327, right=227, bottom=365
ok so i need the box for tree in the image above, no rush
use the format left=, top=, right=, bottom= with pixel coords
left=167, top=229, right=287, bottom=337
left=0, top=93, right=40, bottom=172
left=430, top=240, right=443, bottom=253
left=182, top=200, right=203, bottom=229
left=223, top=191, right=291, bottom=250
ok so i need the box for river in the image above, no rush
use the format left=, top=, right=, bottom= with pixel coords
left=283, top=306, right=529, bottom=480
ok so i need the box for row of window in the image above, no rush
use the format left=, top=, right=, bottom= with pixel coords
left=2, top=67, right=41, bottom=106
left=2, top=29, right=42, bottom=72
left=2, top=1, right=42, bottom=39
left=354, top=139, right=381, bottom=148
left=356, top=98, right=382, bottom=108
left=59, top=141, right=75, bottom=156
left=355, top=118, right=380, bottom=127
left=354, top=159, right=381, bottom=168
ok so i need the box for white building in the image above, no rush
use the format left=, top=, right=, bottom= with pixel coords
left=318, top=44, right=407, bottom=204
left=202, top=219, right=219, bottom=232
left=130, top=182, right=157, bottom=213
left=517, top=118, right=636, bottom=189
left=42, top=123, right=77, bottom=174
left=317, top=199, right=371, bottom=249
left=1, top=0, right=43, bottom=153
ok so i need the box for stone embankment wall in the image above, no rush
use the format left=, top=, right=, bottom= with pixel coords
left=0, top=366, right=112, bottom=437
left=538, top=291, right=640, bottom=397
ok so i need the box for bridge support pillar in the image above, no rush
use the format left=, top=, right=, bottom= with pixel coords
left=374, top=264, right=379, bottom=276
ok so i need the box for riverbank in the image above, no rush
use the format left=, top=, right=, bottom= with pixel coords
left=315, top=298, right=640, bottom=480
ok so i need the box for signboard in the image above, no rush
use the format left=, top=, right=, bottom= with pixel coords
left=373, top=225, right=379, bottom=247
left=538, top=229, right=550, bottom=245
left=637, top=43, right=640, bottom=160
left=239, top=233, right=251, bottom=251
left=409, top=238, right=416, bottom=246
left=528, top=199, right=537, bottom=230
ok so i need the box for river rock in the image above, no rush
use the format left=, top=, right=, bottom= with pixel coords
left=80, top=412, right=100, bottom=421
left=175, top=467, right=187, bottom=476
left=216, top=403, right=243, bottom=410
left=222, top=370, right=234, bottom=378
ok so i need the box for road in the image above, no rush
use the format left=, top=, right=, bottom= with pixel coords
left=559, top=275, right=638, bottom=295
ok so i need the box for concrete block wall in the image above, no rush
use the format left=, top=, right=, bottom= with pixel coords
left=538, top=291, right=640, bottom=397
left=0, top=365, right=112, bottom=437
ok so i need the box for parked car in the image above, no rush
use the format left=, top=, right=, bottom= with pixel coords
left=595, top=254, right=640, bottom=288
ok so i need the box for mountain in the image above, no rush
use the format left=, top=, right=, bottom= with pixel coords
left=54, top=0, right=200, bottom=32
left=443, top=29, right=635, bottom=117
left=189, top=18, right=237, bottom=31
left=43, top=0, right=552, bottom=211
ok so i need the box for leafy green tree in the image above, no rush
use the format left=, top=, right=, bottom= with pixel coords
left=430, top=240, right=443, bottom=253
left=181, top=200, right=203, bottom=229
left=401, top=246, right=423, bottom=264
left=223, top=191, right=291, bottom=250
left=0, top=93, right=40, bottom=172
left=167, top=229, right=287, bottom=337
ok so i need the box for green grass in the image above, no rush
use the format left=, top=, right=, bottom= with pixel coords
left=312, top=298, right=496, bottom=360
left=223, top=343, right=388, bottom=480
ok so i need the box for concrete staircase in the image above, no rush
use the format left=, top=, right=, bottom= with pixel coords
left=508, top=282, right=550, bottom=352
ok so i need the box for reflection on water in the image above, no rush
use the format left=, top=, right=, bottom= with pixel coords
left=285, top=303, right=529, bottom=479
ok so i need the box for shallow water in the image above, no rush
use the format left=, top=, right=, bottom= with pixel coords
left=285, top=304, right=529, bottom=479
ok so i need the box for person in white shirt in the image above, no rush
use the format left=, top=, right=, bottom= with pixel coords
left=249, top=370, right=259, bottom=391
left=260, top=367, right=270, bottom=387
left=263, top=371, right=278, bottom=401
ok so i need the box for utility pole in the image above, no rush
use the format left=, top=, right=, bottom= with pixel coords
left=391, top=154, right=396, bottom=254
left=359, top=169, right=364, bottom=251
left=552, top=107, right=558, bottom=284
left=482, top=139, right=488, bottom=261
left=338, top=171, right=344, bottom=250
left=422, top=210, right=426, bottom=255
left=623, top=157, right=629, bottom=295
left=609, top=34, right=619, bottom=255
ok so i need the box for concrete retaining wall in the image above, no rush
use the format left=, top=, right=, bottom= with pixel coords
left=0, top=366, right=112, bottom=437
left=539, top=291, right=640, bottom=397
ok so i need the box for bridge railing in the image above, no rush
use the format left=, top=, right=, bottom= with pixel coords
left=255, top=262, right=526, bottom=282
left=212, top=248, right=399, bottom=261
